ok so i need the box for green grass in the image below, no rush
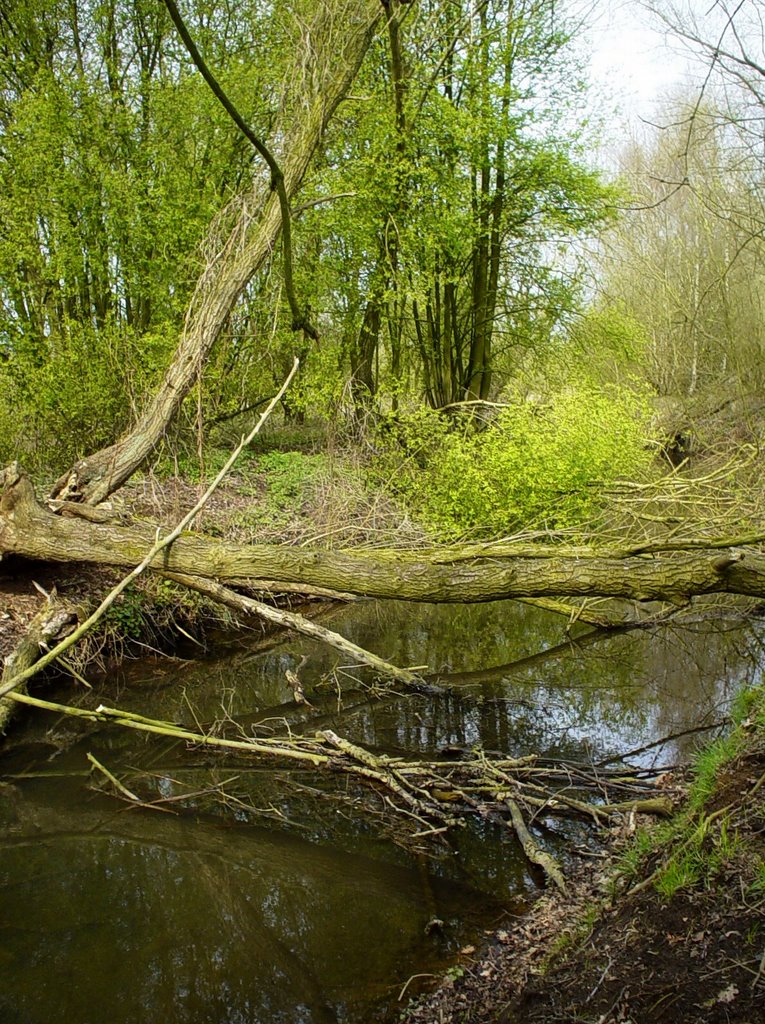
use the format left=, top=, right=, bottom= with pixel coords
left=607, top=683, right=765, bottom=900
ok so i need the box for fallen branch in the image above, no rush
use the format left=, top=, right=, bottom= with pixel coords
left=0, top=360, right=298, bottom=701
left=162, top=570, right=423, bottom=688
left=5, top=688, right=676, bottom=869
left=87, top=752, right=141, bottom=802
left=506, top=797, right=567, bottom=892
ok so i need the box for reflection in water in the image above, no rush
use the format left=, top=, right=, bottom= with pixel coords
left=1, top=600, right=763, bottom=1023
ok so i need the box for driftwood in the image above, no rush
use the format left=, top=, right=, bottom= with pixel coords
left=3, top=689, right=675, bottom=889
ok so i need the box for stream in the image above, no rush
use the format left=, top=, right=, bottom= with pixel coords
left=1, top=599, right=764, bottom=1023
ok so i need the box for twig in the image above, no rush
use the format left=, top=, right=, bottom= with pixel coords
left=398, top=974, right=437, bottom=1002
left=87, top=753, right=141, bottom=802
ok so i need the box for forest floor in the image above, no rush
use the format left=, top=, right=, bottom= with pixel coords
left=402, top=717, right=765, bottom=1024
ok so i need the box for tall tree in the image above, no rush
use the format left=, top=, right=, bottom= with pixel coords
left=35, top=0, right=382, bottom=502
left=305, top=0, right=615, bottom=411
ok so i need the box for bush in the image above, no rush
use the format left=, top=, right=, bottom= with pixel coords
left=374, top=382, right=652, bottom=539
left=0, top=320, right=172, bottom=475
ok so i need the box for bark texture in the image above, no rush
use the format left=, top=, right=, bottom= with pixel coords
left=5, top=466, right=765, bottom=605
left=0, top=596, right=77, bottom=732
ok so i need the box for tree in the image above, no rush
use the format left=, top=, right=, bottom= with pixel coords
left=592, top=106, right=765, bottom=402
left=0, top=0, right=271, bottom=467
left=585, top=0, right=765, bottom=419
left=39, top=0, right=382, bottom=503
left=291, top=0, right=616, bottom=414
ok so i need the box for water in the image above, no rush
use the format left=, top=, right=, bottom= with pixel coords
left=1, top=599, right=763, bottom=1023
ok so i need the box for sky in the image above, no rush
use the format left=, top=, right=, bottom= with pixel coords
left=579, top=1, right=709, bottom=143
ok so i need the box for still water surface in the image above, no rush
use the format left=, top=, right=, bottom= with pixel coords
left=1, top=600, right=764, bottom=1023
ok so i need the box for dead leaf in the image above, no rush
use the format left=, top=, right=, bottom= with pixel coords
left=716, top=978, right=737, bottom=1003
left=716, top=983, right=738, bottom=1004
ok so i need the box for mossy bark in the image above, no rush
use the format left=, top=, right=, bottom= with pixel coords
left=4, top=466, right=765, bottom=605
left=0, top=597, right=77, bottom=732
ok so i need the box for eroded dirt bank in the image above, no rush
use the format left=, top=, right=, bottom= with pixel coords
left=402, top=742, right=765, bottom=1024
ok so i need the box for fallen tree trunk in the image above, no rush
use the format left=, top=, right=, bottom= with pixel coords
left=4, top=466, right=765, bottom=604
left=0, top=596, right=77, bottom=732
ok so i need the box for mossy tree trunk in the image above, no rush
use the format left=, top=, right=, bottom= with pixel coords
left=5, top=468, right=765, bottom=605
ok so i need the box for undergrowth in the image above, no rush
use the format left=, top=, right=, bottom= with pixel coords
left=612, top=684, right=765, bottom=901
left=370, top=379, right=653, bottom=540
left=79, top=576, right=235, bottom=669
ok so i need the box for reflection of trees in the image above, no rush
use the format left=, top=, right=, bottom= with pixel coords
left=0, top=786, right=506, bottom=1023
left=4, top=604, right=763, bottom=1021
left=102, top=600, right=765, bottom=770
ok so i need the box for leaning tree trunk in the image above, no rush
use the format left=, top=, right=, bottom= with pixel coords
left=5, top=467, right=765, bottom=604
left=50, top=0, right=381, bottom=506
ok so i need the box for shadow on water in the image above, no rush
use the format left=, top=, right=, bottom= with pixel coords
left=1, top=599, right=764, bottom=1022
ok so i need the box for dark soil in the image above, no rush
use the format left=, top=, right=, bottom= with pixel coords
left=403, top=748, right=765, bottom=1024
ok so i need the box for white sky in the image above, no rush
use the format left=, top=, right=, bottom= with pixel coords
left=579, top=1, right=712, bottom=144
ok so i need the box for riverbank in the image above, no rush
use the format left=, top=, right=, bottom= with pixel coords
left=402, top=689, right=765, bottom=1023
left=3, top=456, right=765, bottom=1023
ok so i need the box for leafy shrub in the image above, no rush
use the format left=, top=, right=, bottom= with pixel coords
left=374, top=382, right=652, bottom=538
left=0, top=320, right=172, bottom=474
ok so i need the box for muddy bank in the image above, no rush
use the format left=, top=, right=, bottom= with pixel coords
left=402, top=735, right=765, bottom=1024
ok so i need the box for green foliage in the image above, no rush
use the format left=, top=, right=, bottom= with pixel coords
left=653, top=812, right=742, bottom=899
left=233, top=451, right=330, bottom=533
left=259, top=451, right=328, bottom=506
left=565, top=304, right=651, bottom=384
left=594, top=101, right=765, bottom=404
left=375, top=381, right=652, bottom=539
left=291, top=0, right=619, bottom=412
left=613, top=825, right=662, bottom=884
left=0, top=319, right=173, bottom=472
left=104, top=588, right=148, bottom=641
left=0, top=0, right=278, bottom=469
left=688, top=734, right=740, bottom=812
left=748, top=861, right=765, bottom=902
